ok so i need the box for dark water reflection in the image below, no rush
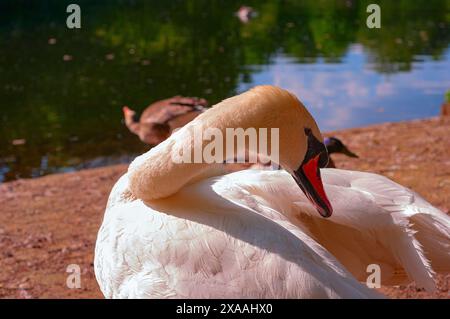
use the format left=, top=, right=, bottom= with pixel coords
left=0, top=0, right=449, bottom=182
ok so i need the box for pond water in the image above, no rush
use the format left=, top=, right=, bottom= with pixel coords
left=1, top=0, right=449, bottom=182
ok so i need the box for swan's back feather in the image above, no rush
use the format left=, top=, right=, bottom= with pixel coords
left=229, top=169, right=449, bottom=292
left=95, top=168, right=449, bottom=298
left=95, top=170, right=381, bottom=298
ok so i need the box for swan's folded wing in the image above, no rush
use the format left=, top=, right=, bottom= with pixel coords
left=315, top=169, right=449, bottom=292
left=234, top=169, right=449, bottom=292
left=349, top=172, right=450, bottom=275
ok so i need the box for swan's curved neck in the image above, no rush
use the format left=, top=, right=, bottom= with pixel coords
left=128, top=122, right=274, bottom=202
left=128, top=87, right=316, bottom=202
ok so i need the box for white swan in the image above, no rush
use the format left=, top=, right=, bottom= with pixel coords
left=94, top=86, right=449, bottom=298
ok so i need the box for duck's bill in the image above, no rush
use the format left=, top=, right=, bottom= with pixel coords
left=292, top=155, right=333, bottom=218
left=342, top=146, right=359, bottom=158
left=122, top=106, right=131, bottom=115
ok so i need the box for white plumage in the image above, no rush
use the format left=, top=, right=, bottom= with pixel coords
left=94, top=168, right=449, bottom=298
left=94, top=86, right=449, bottom=298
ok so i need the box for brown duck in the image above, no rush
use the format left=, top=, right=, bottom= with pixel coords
left=123, top=96, right=208, bottom=146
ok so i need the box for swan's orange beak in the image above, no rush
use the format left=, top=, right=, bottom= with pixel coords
left=292, top=128, right=333, bottom=218
left=293, top=154, right=333, bottom=218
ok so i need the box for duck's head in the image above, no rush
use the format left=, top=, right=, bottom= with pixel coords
left=324, top=137, right=358, bottom=158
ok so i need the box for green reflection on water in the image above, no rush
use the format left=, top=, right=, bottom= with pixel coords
left=0, top=0, right=448, bottom=182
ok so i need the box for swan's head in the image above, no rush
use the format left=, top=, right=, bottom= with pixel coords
left=262, top=87, right=331, bottom=217
left=210, top=85, right=333, bottom=217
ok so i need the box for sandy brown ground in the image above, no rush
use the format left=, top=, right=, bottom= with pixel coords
left=0, top=117, right=449, bottom=299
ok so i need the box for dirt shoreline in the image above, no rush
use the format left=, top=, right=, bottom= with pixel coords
left=0, top=117, right=449, bottom=299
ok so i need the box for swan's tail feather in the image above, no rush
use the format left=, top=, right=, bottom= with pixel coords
left=350, top=174, right=449, bottom=291
left=386, top=204, right=450, bottom=292
left=381, top=219, right=436, bottom=293
left=409, top=213, right=450, bottom=274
